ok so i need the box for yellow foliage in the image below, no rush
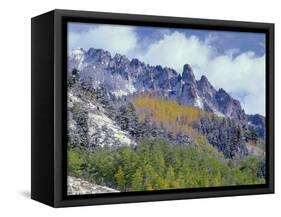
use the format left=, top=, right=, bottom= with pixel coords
left=133, top=96, right=209, bottom=139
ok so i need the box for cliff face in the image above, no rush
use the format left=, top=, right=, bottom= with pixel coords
left=68, top=48, right=250, bottom=121
left=247, top=114, right=266, bottom=139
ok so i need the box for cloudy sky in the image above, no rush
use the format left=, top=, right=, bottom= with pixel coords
left=68, top=22, right=266, bottom=116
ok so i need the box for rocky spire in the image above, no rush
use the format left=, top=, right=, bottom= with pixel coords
left=181, top=64, right=196, bottom=84
left=87, top=48, right=112, bottom=60
left=199, top=75, right=209, bottom=84
left=197, top=75, right=216, bottom=96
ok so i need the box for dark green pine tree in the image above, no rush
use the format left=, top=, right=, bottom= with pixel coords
left=126, top=103, right=140, bottom=139
left=68, top=68, right=80, bottom=87
left=116, top=105, right=130, bottom=131
left=94, top=86, right=116, bottom=119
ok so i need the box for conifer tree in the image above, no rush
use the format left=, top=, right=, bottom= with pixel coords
left=115, top=167, right=125, bottom=190
left=131, top=169, right=143, bottom=191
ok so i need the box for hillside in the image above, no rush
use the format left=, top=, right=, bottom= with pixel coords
left=67, top=47, right=266, bottom=194
left=68, top=71, right=264, bottom=159
left=68, top=79, right=136, bottom=148
left=68, top=137, right=265, bottom=192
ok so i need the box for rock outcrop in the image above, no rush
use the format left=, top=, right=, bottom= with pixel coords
left=68, top=176, right=119, bottom=195
left=68, top=48, right=250, bottom=122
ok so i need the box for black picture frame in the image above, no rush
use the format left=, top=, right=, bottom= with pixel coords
left=31, top=9, right=274, bottom=207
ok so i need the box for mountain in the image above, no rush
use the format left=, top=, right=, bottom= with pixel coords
left=68, top=48, right=249, bottom=121
left=67, top=48, right=266, bottom=192
left=247, top=114, right=266, bottom=139
left=68, top=48, right=265, bottom=151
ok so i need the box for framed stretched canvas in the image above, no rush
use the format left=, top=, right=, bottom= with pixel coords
left=31, top=9, right=274, bottom=207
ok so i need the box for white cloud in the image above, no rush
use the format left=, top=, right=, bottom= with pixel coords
left=136, top=32, right=212, bottom=73
left=137, top=31, right=265, bottom=115
left=224, top=48, right=240, bottom=57
left=68, top=24, right=138, bottom=57
left=199, top=52, right=265, bottom=115
left=69, top=26, right=265, bottom=115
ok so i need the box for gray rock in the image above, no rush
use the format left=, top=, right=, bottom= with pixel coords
left=68, top=47, right=263, bottom=127
left=68, top=176, right=119, bottom=195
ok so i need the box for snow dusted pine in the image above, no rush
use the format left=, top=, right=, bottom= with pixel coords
left=67, top=78, right=136, bottom=148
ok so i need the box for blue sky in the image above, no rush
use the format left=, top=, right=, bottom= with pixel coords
left=69, top=23, right=265, bottom=57
left=136, top=28, right=265, bottom=57
left=68, top=22, right=266, bottom=115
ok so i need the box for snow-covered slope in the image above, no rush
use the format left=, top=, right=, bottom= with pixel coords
left=67, top=82, right=136, bottom=148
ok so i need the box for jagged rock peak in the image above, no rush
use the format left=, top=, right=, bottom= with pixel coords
left=130, top=58, right=141, bottom=65
left=87, top=48, right=112, bottom=58
left=217, top=88, right=229, bottom=97
left=155, top=65, right=163, bottom=70
left=130, top=58, right=147, bottom=68
left=114, top=53, right=129, bottom=63
left=72, top=47, right=86, bottom=55
left=197, top=75, right=215, bottom=91
left=182, top=64, right=196, bottom=84
left=68, top=47, right=250, bottom=121
left=199, top=75, right=209, bottom=83
left=215, top=88, right=232, bottom=108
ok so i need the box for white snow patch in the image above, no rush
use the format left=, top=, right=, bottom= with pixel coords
left=72, top=48, right=85, bottom=55
left=68, top=176, right=119, bottom=195
left=127, top=81, right=137, bottom=94
left=112, top=89, right=128, bottom=97
left=194, top=94, right=204, bottom=109
left=248, top=121, right=255, bottom=127
left=68, top=89, right=135, bottom=147
left=87, top=110, right=135, bottom=146
left=214, top=111, right=226, bottom=117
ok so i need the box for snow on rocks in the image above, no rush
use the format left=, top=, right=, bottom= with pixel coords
left=68, top=176, right=119, bottom=195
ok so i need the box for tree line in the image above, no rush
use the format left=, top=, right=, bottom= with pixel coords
left=68, top=136, right=265, bottom=192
